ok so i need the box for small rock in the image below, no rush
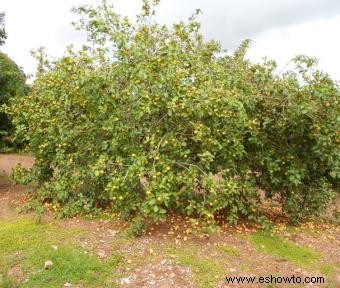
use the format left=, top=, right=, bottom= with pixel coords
left=63, top=282, right=72, bottom=288
left=108, top=229, right=118, bottom=236
left=44, top=260, right=53, bottom=270
left=51, top=245, right=58, bottom=251
left=98, top=250, right=106, bottom=258
left=14, top=251, right=26, bottom=260
left=120, top=276, right=132, bottom=285
left=229, top=268, right=236, bottom=273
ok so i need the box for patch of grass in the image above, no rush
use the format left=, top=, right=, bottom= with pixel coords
left=163, top=244, right=224, bottom=288
left=319, top=265, right=334, bottom=276
left=213, top=244, right=241, bottom=256
left=0, top=219, right=123, bottom=288
left=0, top=275, right=17, bottom=288
left=0, top=219, right=84, bottom=255
left=326, top=282, right=337, bottom=288
left=25, top=246, right=122, bottom=288
left=319, top=263, right=339, bottom=288
left=248, top=231, right=320, bottom=268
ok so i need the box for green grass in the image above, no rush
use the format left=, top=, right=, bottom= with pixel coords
left=163, top=244, right=224, bottom=288
left=248, top=231, right=320, bottom=268
left=0, top=275, right=16, bottom=288
left=213, top=244, right=241, bottom=257
left=0, top=219, right=123, bottom=288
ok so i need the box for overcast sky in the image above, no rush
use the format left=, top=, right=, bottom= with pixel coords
left=1, top=0, right=340, bottom=81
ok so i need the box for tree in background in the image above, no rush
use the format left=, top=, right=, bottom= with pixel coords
left=0, top=52, right=26, bottom=150
left=0, top=12, right=27, bottom=151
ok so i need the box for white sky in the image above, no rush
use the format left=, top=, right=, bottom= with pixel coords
left=1, top=0, right=340, bottom=81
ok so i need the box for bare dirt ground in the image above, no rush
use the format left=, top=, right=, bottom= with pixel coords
left=0, top=154, right=339, bottom=288
left=0, top=154, right=34, bottom=175
left=0, top=154, right=34, bottom=219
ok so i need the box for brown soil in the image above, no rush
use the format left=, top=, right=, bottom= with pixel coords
left=0, top=154, right=34, bottom=175
left=118, top=260, right=195, bottom=288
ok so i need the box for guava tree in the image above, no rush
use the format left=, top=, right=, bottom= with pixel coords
left=9, top=0, right=339, bottom=225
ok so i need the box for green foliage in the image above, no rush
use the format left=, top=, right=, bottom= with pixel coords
left=126, top=215, right=147, bottom=238
left=244, top=56, right=339, bottom=220
left=10, top=164, right=33, bottom=185
left=8, top=1, right=339, bottom=224
left=0, top=52, right=26, bottom=151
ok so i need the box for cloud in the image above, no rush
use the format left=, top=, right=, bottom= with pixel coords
left=1, top=0, right=339, bottom=80
left=247, top=14, right=340, bottom=81
left=154, top=0, right=340, bottom=48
